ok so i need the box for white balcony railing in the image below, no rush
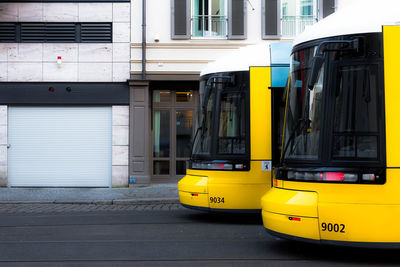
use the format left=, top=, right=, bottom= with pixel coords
left=282, top=15, right=317, bottom=37
left=192, top=15, right=228, bottom=38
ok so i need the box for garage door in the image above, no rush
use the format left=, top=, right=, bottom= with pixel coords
left=8, top=107, right=112, bottom=187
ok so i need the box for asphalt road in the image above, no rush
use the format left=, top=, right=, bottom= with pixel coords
left=0, top=206, right=398, bottom=266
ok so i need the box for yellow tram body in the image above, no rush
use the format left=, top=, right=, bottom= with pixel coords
left=179, top=44, right=291, bottom=212
left=262, top=176, right=400, bottom=244
left=262, top=1, right=400, bottom=247
left=179, top=67, right=273, bottom=212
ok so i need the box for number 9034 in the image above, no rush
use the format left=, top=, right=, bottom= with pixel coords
left=209, top=197, right=225, bottom=203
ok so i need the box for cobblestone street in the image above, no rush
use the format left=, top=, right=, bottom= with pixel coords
left=0, top=203, right=186, bottom=214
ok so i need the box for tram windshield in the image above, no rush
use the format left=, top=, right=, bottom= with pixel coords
left=282, top=46, right=323, bottom=161
left=192, top=78, right=214, bottom=157
left=192, top=72, right=249, bottom=161
left=282, top=33, right=384, bottom=166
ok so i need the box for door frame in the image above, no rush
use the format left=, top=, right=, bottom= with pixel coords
left=150, top=84, right=198, bottom=183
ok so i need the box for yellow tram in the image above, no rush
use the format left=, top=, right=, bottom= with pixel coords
left=262, top=1, right=400, bottom=247
left=178, top=43, right=291, bottom=212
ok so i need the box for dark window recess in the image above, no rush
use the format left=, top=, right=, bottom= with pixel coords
left=2, top=0, right=129, bottom=2
left=173, top=0, right=188, bottom=36
left=228, top=0, right=246, bottom=39
left=80, top=23, right=112, bottom=43
left=230, top=0, right=244, bottom=36
left=171, top=0, right=190, bottom=40
left=0, top=82, right=129, bottom=105
left=263, top=0, right=279, bottom=38
left=323, top=0, right=336, bottom=18
left=21, top=23, right=76, bottom=42
left=0, top=22, right=112, bottom=43
left=0, top=24, right=17, bottom=42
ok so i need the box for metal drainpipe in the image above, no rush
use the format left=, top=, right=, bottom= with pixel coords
left=141, top=0, right=147, bottom=80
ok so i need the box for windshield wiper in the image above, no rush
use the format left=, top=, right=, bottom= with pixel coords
left=281, top=117, right=310, bottom=161
left=308, top=39, right=359, bottom=89
left=202, top=75, right=235, bottom=112
left=190, top=125, right=202, bottom=156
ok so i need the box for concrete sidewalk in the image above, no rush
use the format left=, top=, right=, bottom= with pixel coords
left=0, top=184, right=179, bottom=205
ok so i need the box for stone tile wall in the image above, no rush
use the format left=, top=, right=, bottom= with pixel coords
left=0, top=2, right=131, bottom=187
left=0, top=3, right=130, bottom=82
left=112, top=106, right=129, bottom=187
left=0, top=106, right=6, bottom=187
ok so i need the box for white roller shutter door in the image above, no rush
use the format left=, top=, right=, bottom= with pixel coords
left=8, top=106, right=112, bottom=187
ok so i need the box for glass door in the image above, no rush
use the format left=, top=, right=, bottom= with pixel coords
left=153, top=109, right=170, bottom=175
left=152, top=89, right=197, bottom=182
left=176, top=110, right=193, bottom=175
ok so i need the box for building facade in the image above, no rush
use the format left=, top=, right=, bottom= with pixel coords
left=0, top=1, right=131, bottom=187
left=0, top=0, right=340, bottom=187
left=129, top=0, right=336, bottom=185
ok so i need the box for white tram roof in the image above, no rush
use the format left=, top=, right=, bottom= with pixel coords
left=200, top=43, right=272, bottom=77
left=294, top=0, right=400, bottom=47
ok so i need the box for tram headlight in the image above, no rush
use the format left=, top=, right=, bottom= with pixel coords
left=191, top=162, right=208, bottom=169
left=304, top=172, right=318, bottom=180
left=280, top=169, right=384, bottom=184
left=343, top=173, right=358, bottom=182
left=362, top=173, right=375, bottom=181
left=286, top=171, right=358, bottom=182
left=235, top=164, right=244, bottom=169
left=287, top=171, right=320, bottom=181
left=191, top=162, right=233, bottom=170
left=208, top=163, right=233, bottom=170
left=190, top=160, right=249, bottom=171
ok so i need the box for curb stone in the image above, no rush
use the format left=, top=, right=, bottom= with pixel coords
left=0, top=199, right=180, bottom=205
left=0, top=201, right=55, bottom=204
left=112, top=198, right=180, bottom=205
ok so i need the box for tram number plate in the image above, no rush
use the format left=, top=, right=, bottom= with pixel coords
left=321, top=222, right=345, bottom=233
left=210, top=197, right=225, bottom=204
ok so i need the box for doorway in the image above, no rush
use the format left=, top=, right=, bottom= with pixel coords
left=151, top=82, right=198, bottom=182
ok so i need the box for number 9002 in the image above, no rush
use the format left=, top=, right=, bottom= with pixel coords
left=321, top=222, right=345, bottom=233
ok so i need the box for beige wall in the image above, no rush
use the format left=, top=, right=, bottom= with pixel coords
left=130, top=0, right=292, bottom=78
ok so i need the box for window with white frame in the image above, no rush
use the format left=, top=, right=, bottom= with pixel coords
left=282, top=2, right=288, bottom=16
left=281, top=0, right=317, bottom=37
left=262, top=0, right=334, bottom=39
left=192, top=0, right=227, bottom=38
left=172, top=0, right=246, bottom=40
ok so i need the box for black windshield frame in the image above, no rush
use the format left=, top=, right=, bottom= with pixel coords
left=281, top=33, right=386, bottom=169
left=191, top=71, right=251, bottom=162
left=282, top=45, right=324, bottom=162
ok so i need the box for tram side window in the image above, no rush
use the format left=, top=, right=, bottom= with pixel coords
left=218, top=92, right=246, bottom=154
left=332, top=64, right=379, bottom=159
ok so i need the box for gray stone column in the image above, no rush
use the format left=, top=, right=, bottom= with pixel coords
left=0, top=106, right=7, bottom=187
left=129, top=80, right=151, bottom=185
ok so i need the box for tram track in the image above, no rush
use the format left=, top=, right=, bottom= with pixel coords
left=0, top=209, right=398, bottom=265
